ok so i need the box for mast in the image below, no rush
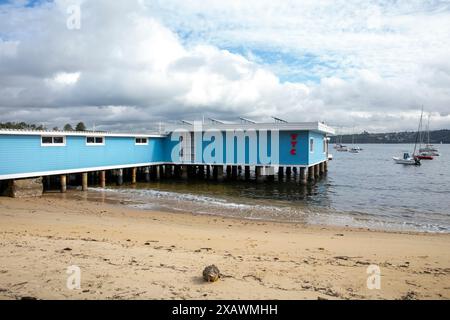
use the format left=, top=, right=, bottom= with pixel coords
left=413, top=107, right=424, bottom=156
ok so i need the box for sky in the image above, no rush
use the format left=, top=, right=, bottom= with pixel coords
left=0, top=0, right=450, bottom=132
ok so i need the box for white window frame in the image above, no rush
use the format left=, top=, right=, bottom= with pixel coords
left=41, top=136, right=66, bottom=147
left=135, top=137, right=149, bottom=145
left=86, top=136, right=105, bottom=146
left=309, top=138, right=314, bottom=153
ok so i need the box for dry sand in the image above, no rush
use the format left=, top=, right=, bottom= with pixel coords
left=0, top=192, right=449, bottom=300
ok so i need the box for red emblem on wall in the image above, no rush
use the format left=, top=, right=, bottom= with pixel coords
left=290, top=134, right=298, bottom=155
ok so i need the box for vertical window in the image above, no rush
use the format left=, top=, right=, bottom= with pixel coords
left=323, top=138, right=326, bottom=153
left=310, top=138, right=314, bottom=152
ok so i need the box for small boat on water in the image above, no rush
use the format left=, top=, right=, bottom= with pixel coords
left=415, top=152, right=433, bottom=160
left=393, top=107, right=423, bottom=166
left=393, top=152, right=421, bottom=165
left=349, top=148, right=359, bottom=153
left=336, top=145, right=348, bottom=152
left=418, top=114, right=439, bottom=156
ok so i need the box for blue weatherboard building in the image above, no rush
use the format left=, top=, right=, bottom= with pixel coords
left=0, top=119, right=334, bottom=193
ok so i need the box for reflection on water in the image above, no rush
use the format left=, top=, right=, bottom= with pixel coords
left=68, top=144, right=450, bottom=233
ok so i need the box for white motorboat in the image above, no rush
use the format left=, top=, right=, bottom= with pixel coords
left=393, top=152, right=421, bottom=165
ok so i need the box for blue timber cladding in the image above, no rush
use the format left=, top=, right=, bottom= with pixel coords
left=0, top=134, right=165, bottom=176
left=308, top=131, right=327, bottom=165
left=165, top=130, right=324, bottom=166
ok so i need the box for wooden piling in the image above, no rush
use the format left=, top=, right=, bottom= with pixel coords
left=131, top=167, right=137, bottom=184
left=299, top=167, right=307, bottom=184
left=144, top=167, right=150, bottom=182
left=308, top=166, right=315, bottom=182
left=100, top=171, right=106, bottom=188
left=82, top=172, right=88, bottom=191
left=117, top=169, right=123, bottom=186
left=60, top=175, right=67, bottom=193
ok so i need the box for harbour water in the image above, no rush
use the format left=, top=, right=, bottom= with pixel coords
left=88, top=144, right=450, bottom=233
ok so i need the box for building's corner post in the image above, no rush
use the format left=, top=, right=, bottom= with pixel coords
left=60, top=175, right=67, bottom=193
left=131, top=167, right=137, bottom=184
left=244, top=166, right=251, bottom=180
left=308, top=166, right=315, bottom=183
left=299, top=167, right=307, bottom=185
left=117, top=169, right=123, bottom=186
left=82, top=172, right=88, bottom=191
left=99, top=171, right=106, bottom=188
left=144, top=167, right=150, bottom=182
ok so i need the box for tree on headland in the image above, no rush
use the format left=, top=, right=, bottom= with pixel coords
left=0, top=122, right=46, bottom=130
left=53, top=126, right=59, bottom=131
left=63, top=123, right=73, bottom=131
left=75, top=122, right=86, bottom=131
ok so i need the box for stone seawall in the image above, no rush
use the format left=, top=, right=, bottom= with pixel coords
left=3, top=178, right=43, bottom=198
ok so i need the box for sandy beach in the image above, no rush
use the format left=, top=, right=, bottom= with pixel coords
left=0, top=192, right=449, bottom=300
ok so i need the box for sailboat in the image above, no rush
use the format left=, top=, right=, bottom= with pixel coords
left=415, top=113, right=434, bottom=160
left=418, top=113, right=439, bottom=157
left=393, top=108, right=422, bottom=166
left=349, top=129, right=362, bottom=153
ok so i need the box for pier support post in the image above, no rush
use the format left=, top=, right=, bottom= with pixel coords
left=117, top=169, right=123, bottom=186
left=244, top=166, right=251, bottom=180
left=231, top=166, right=238, bottom=180
left=60, top=175, right=67, bottom=193
left=319, top=162, right=325, bottom=176
left=308, top=166, right=315, bottom=182
left=206, top=165, right=211, bottom=179
left=144, top=167, right=150, bottom=182
left=255, top=166, right=263, bottom=182
left=285, top=167, right=292, bottom=180
left=181, top=165, right=188, bottom=180
left=300, top=167, right=307, bottom=185
left=197, top=165, right=205, bottom=179
left=82, top=172, right=88, bottom=191
left=314, top=164, right=320, bottom=179
left=324, top=161, right=328, bottom=173
left=131, top=167, right=137, bottom=184
left=165, top=165, right=173, bottom=178
left=213, top=165, right=224, bottom=182
left=99, top=171, right=106, bottom=188
left=278, top=167, right=284, bottom=181
left=155, top=166, right=161, bottom=180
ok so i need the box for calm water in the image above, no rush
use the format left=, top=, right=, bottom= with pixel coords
left=89, top=144, right=450, bottom=233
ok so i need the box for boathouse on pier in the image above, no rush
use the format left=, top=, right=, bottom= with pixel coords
left=0, top=119, right=334, bottom=196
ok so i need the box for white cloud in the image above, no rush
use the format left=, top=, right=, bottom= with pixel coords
left=0, top=0, right=449, bottom=132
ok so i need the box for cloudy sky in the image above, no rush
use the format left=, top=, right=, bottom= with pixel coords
left=0, top=0, right=449, bottom=132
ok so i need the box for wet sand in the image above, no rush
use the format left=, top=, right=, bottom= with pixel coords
left=0, top=193, right=449, bottom=300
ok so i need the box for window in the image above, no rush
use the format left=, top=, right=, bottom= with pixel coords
left=323, top=138, right=326, bottom=153
left=41, top=136, right=66, bottom=146
left=310, top=138, right=314, bottom=153
left=86, top=136, right=104, bottom=145
left=135, top=137, right=148, bottom=145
